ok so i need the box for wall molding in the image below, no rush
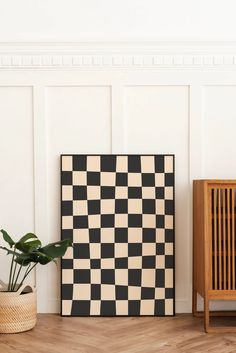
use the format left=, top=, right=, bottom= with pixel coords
left=1, top=41, right=236, bottom=69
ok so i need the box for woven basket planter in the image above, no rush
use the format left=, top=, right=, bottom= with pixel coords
left=0, top=280, right=37, bottom=333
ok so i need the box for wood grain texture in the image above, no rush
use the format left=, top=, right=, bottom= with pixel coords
left=1, top=314, right=236, bottom=353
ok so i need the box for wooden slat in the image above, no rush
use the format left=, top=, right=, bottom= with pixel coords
left=213, top=189, right=218, bottom=289
left=222, top=189, right=226, bottom=290
left=218, top=188, right=222, bottom=290
left=227, top=188, right=231, bottom=290
left=232, top=188, right=235, bottom=290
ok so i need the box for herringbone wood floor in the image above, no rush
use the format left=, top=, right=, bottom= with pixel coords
left=1, top=314, right=236, bottom=353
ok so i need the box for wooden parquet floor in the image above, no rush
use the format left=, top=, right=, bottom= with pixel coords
left=1, top=314, right=236, bottom=353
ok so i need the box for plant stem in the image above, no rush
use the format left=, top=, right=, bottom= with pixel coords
left=18, top=263, right=37, bottom=290
left=8, top=247, right=16, bottom=291
left=12, top=263, right=23, bottom=291
left=10, top=260, right=18, bottom=291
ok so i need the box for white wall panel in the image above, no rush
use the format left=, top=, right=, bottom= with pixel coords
left=0, top=87, right=34, bottom=283
left=203, top=86, right=236, bottom=179
left=125, top=86, right=190, bottom=311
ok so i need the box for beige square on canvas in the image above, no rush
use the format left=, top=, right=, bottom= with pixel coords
left=115, top=243, right=128, bottom=258
left=62, top=269, right=73, bottom=284
left=101, top=199, right=115, bottom=214
left=142, top=215, right=156, bottom=228
left=90, top=244, right=101, bottom=259
left=142, top=243, right=156, bottom=256
left=141, top=156, right=155, bottom=172
left=141, top=269, right=156, bottom=287
left=155, top=173, right=164, bottom=186
left=74, top=229, right=89, bottom=243
left=165, top=243, right=173, bottom=255
left=101, top=172, right=116, bottom=186
left=87, top=156, right=100, bottom=171
left=116, top=156, right=128, bottom=172
left=156, top=255, right=165, bottom=268
left=115, top=269, right=128, bottom=285
left=165, top=186, right=173, bottom=200
left=128, top=199, right=142, bottom=213
left=115, top=214, right=128, bottom=228
left=155, top=288, right=165, bottom=299
left=128, top=173, right=142, bottom=186
left=62, top=216, right=73, bottom=229
left=74, top=259, right=90, bottom=269
left=140, top=300, right=155, bottom=315
left=73, top=171, right=87, bottom=185
left=128, top=256, right=142, bottom=269
left=165, top=269, right=173, bottom=288
left=63, top=247, right=73, bottom=259
left=128, top=228, right=142, bottom=243
left=73, top=200, right=88, bottom=216
left=88, top=215, right=101, bottom=229
left=62, top=300, right=72, bottom=315
left=91, top=269, right=101, bottom=284
left=62, top=156, right=73, bottom=171
left=87, top=186, right=100, bottom=200
left=115, top=186, right=128, bottom=199
left=73, top=284, right=91, bottom=300
left=128, top=286, right=141, bottom=300
left=156, top=229, right=165, bottom=243
left=62, top=185, right=73, bottom=201
left=142, top=187, right=155, bottom=199
left=156, top=200, right=165, bottom=214
left=101, top=228, right=115, bottom=243
left=90, top=301, right=101, bottom=315
left=101, top=258, right=115, bottom=269
left=165, top=215, right=173, bottom=229
left=116, top=301, right=128, bottom=315
left=101, top=285, right=115, bottom=300
left=165, top=299, right=174, bottom=315
left=165, top=156, right=173, bottom=173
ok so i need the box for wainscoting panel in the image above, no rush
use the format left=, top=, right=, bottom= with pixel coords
left=1, top=43, right=236, bottom=313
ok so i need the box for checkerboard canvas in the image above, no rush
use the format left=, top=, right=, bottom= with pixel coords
left=61, top=155, right=174, bottom=316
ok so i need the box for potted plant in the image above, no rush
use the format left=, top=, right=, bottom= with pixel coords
left=0, top=229, right=72, bottom=333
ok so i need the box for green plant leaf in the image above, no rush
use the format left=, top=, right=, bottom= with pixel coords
left=40, top=239, right=72, bottom=260
left=15, top=239, right=41, bottom=253
left=0, top=229, right=15, bottom=248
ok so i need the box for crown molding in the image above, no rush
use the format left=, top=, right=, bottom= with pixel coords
left=1, top=41, right=236, bottom=69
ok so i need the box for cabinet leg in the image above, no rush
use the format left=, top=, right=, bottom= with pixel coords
left=192, top=289, right=197, bottom=316
left=204, top=297, right=210, bottom=333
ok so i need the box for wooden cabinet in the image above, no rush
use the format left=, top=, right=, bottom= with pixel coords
left=193, top=180, right=236, bottom=332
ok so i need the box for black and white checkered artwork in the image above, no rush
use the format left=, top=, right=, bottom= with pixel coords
left=61, top=155, right=174, bottom=316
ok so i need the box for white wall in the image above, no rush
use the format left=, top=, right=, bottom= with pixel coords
left=1, top=42, right=236, bottom=313
left=1, top=0, right=236, bottom=41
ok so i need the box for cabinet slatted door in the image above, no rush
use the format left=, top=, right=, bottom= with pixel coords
left=193, top=180, right=236, bottom=333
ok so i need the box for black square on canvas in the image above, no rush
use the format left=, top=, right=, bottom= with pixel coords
left=74, top=269, right=91, bottom=283
left=89, top=229, right=101, bottom=243
left=128, top=156, right=141, bottom=173
left=88, top=200, right=100, bottom=215
left=101, top=186, right=115, bottom=199
left=115, top=228, right=128, bottom=243
left=87, top=172, right=100, bottom=185
left=116, top=173, right=128, bottom=186
left=115, top=199, right=128, bottom=214
left=101, top=244, right=114, bottom=258
left=142, top=199, right=155, bottom=214
left=73, top=186, right=87, bottom=200
left=73, top=155, right=87, bottom=171
left=101, top=269, right=115, bottom=284
left=62, top=201, right=73, bottom=216
left=74, top=244, right=90, bottom=259
left=61, top=171, right=72, bottom=185
left=101, top=155, right=116, bottom=172
left=128, top=269, right=141, bottom=286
